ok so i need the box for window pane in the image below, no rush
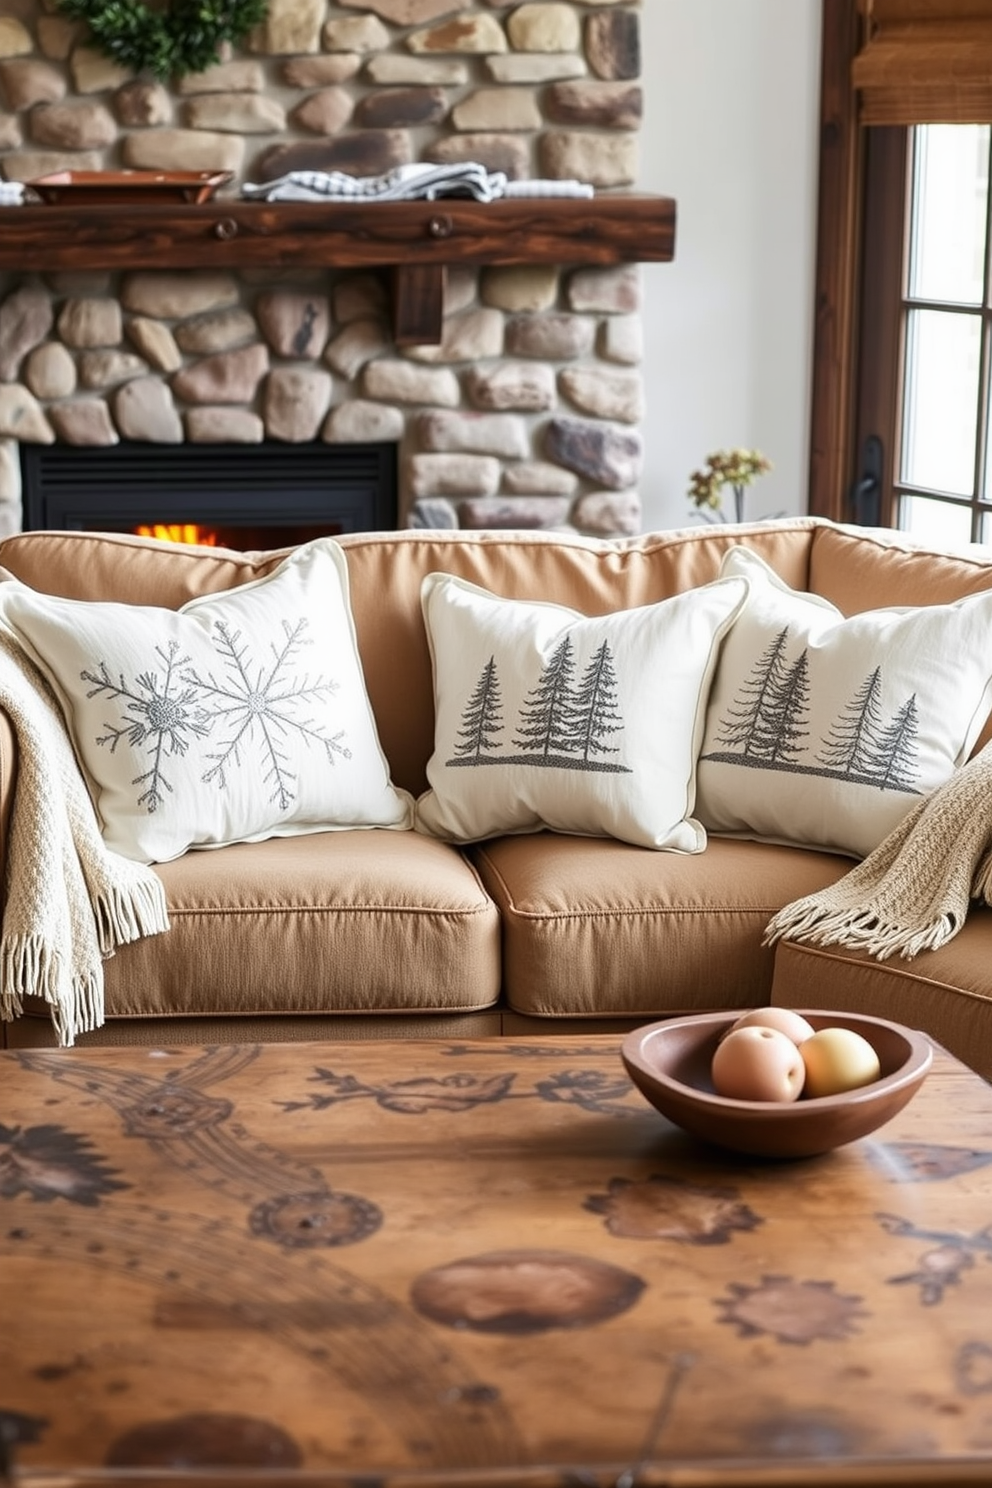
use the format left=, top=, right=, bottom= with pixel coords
left=908, top=124, right=989, bottom=305
left=901, top=308, right=980, bottom=495
left=899, top=495, right=974, bottom=546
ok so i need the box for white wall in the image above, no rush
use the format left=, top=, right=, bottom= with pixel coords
left=638, top=1, right=822, bottom=529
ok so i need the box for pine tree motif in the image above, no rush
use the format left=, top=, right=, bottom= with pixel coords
left=709, top=627, right=809, bottom=764
left=864, top=693, right=920, bottom=791
left=572, top=639, right=624, bottom=762
left=449, top=654, right=504, bottom=762
left=83, top=641, right=211, bottom=813
left=817, top=666, right=886, bottom=778
left=514, top=634, right=579, bottom=760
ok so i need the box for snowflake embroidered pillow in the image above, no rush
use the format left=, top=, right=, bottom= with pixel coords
left=694, top=546, right=992, bottom=859
left=415, top=571, right=749, bottom=850
left=0, top=538, right=413, bottom=863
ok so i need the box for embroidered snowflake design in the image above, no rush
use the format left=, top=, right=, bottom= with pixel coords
left=83, top=618, right=351, bottom=814
left=83, top=641, right=211, bottom=812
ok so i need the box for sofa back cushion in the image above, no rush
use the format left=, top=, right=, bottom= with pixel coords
left=0, top=521, right=818, bottom=795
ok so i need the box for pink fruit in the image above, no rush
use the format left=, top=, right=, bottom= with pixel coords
left=711, top=1025, right=806, bottom=1103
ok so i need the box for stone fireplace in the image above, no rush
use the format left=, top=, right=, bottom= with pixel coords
left=0, top=0, right=653, bottom=542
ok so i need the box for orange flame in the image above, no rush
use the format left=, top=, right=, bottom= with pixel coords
left=135, top=523, right=219, bottom=547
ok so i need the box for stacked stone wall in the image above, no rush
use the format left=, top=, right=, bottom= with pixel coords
left=0, top=0, right=644, bottom=536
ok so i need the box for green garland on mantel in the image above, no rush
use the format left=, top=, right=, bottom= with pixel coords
left=55, top=0, right=269, bottom=81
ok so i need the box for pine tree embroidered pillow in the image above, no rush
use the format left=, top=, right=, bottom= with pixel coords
left=695, top=546, right=992, bottom=858
left=415, top=571, right=749, bottom=850
left=0, top=538, right=413, bottom=863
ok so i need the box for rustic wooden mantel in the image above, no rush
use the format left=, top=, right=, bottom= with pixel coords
left=0, top=193, right=676, bottom=344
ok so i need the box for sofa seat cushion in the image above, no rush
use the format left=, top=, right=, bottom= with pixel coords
left=101, top=830, right=501, bottom=1019
left=470, top=833, right=850, bottom=1018
left=770, top=917, right=992, bottom=1082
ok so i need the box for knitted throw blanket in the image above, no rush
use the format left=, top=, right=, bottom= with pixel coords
left=765, top=742, right=992, bottom=961
left=0, top=631, right=170, bottom=1046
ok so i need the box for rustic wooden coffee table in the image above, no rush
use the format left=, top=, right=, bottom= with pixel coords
left=2, top=1034, right=992, bottom=1486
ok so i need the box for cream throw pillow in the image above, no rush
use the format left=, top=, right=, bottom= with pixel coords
left=695, top=546, right=992, bottom=858
left=415, top=571, right=748, bottom=850
left=0, top=537, right=412, bottom=863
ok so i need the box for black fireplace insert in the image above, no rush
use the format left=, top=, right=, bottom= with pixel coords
left=20, top=440, right=398, bottom=550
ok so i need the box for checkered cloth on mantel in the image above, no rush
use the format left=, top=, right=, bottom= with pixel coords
left=242, top=162, right=595, bottom=204
left=765, top=741, right=992, bottom=961
left=0, top=629, right=170, bottom=1047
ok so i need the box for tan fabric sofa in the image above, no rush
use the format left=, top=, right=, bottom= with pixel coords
left=2, top=516, right=991, bottom=1080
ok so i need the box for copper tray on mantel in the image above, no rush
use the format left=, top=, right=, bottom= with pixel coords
left=26, top=169, right=234, bottom=204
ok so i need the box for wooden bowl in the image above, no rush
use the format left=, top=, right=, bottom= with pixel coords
left=621, top=1010, right=932, bottom=1159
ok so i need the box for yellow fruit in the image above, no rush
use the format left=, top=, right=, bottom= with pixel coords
left=800, top=1027, right=881, bottom=1098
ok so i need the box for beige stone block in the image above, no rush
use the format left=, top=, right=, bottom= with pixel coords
left=481, top=266, right=558, bottom=313
left=363, top=359, right=460, bottom=407
left=322, top=15, right=391, bottom=51
left=486, top=53, right=585, bottom=83
left=70, top=46, right=131, bottom=94
left=262, top=366, right=333, bottom=441
left=185, top=407, right=265, bottom=442
left=506, top=3, right=579, bottom=52
left=324, top=318, right=388, bottom=379
left=418, top=409, right=529, bottom=459
left=424, top=131, right=528, bottom=178
left=78, top=350, right=148, bottom=389
left=465, top=361, right=556, bottom=412
left=545, top=79, right=641, bottom=129
left=123, top=128, right=244, bottom=173
left=250, top=0, right=325, bottom=54
left=339, top=0, right=463, bottom=22
left=600, top=313, right=642, bottom=365
left=0, top=111, right=21, bottom=147
left=3, top=149, right=101, bottom=181
left=122, top=272, right=241, bottom=320
left=366, top=54, right=467, bottom=85
left=404, top=307, right=503, bottom=365
left=0, top=284, right=53, bottom=381
left=57, top=297, right=123, bottom=350
left=0, top=18, right=32, bottom=58
left=114, top=79, right=172, bottom=127
left=256, top=288, right=330, bottom=359
left=174, top=307, right=257, bottom=354
left=48, top=399, right=119, bottom=446
left=408, top=14, right=507, bottom=53
left=505, top=312, right=593, bottom=360
left=113, top=377, right=183, bottom=442
left=0, top=59, right=65, bottom=109
left=502, top=459, right=577, bottom=495
left=171, top=342, right=270, bottom=404
left=282, top=55, right=361, bottom=86
left=290, top=88, right=353, bottom=135
left=445, top=266, right=478, bottom=313
left=567, top=264, right=639, bottom=313
left=126, top=318, right=183, bottom=373
left=37, top=16, right=85, bottom=62
left=178, top=61, right=265, bottom=94
left=321, top=398, right=405, bottom=443
left=571, top=488, right=641, bottom=537
left=0, top=438, right=22, bottom=507
left=559, top=365, right=643, bottom=423
left=459, top=495, right=571, bottom=530
left=409, top=452, right=500, bottom=498
left=452, top=86, right=540, bottom=132
left=29, top=100, right=117, bottom=150
left=538, top=130, right=637, bottom=187
left=0, top=384, right=55, bottom=442
left=586, top=8, right=640, bottom=80
left=185, top=93, right=286, bottom=133
left=25, top=341, right=76, bottom=399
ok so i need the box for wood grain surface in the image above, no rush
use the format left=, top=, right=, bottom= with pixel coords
left=2, top=1034, right=992, bottom=1487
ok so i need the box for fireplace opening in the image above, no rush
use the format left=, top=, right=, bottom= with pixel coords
left=20, top=441, right=398, bottom=550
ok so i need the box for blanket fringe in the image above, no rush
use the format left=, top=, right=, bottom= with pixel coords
left=0, top=933, right=103, bottom=1045
left=763, top=902, right=958, bottom=962
left=91, top=876, right=170, bottom=956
